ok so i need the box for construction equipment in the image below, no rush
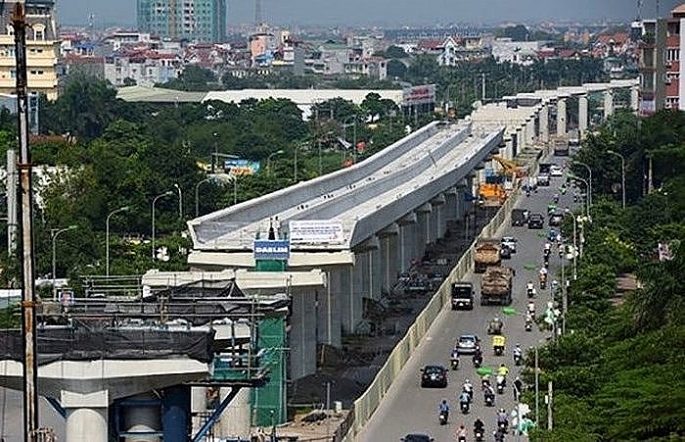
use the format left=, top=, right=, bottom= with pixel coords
left=478, top=183, right=507, bottom=207
left=492, top=155, right=527, bottom=178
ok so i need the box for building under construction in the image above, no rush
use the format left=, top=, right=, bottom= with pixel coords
left=136, top=0, right=227, bottom=43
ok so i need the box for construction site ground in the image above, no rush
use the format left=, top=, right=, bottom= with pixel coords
left=268, top=207, right=499, bottom=441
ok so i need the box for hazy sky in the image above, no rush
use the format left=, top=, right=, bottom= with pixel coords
left=58, top=0, right=685, bottom=27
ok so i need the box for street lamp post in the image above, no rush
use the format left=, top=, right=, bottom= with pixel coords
left=574, top=161, right=592, bottom=207
left=568, top=174, right=590, bottom=218
left=173, top=183, right=183, bottom=220
left=212, top=132, right=218, bottom=173
left=607, top=150, right=626, bottom=209
left=535, top=345, right=540, bottom=426
left=106, top=206, right=129, bottom=277
left=342, top=116, right=358, bottom=163
left=51, top=225, right=77, bottom=300
left=267, top=150, right=284, bottom=176
left=195, top=177, right=213, bottom=217
left=151, top=191, right=173, bottom=260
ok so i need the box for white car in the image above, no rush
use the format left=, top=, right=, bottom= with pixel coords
left=550, top=166, right=563, bottom=177
left=501, top=236, right=518, bottom=253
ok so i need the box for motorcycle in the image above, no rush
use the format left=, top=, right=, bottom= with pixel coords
left=463, top=385, right=474, bottom=402
left=526, top=287, right=535, bottom=299
left=494, top=346, right=504, bottom=357
left=494, top=429, right=506, bottom=442
left=484, top=391, right=495, bottom=407
left=474, top=429, right=485, bottom=441
left=525, top=321, right=533, bottom=332
left=460, top=400, right=470, bottom=414
left=450, top=357, right=459, bottom=370
left=527, top=301, right=536, bottom=316
left=514, top=353, right=522, bottom=366
left=539, top=275, right=547, bottom=290
left=496, top=375, right=506, bottom=394
left=458, top=436, right=467, bottom=442
left=439, top=410, right=448, bottom=425
left=472, top=354, right=483, bottom=368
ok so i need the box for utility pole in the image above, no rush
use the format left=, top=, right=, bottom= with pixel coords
left=481, top=73, right=486, bottom=102
left=12, top=2, right=39, bottom=441
left=547, top=381, right=554, bottom=430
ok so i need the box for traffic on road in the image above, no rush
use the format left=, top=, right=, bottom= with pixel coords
left=357, top=155, right=579, bottom=442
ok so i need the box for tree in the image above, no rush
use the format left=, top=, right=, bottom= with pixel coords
left=40, top=74, right=119, bottom=141
left=386, top=45, right=408, bottom=59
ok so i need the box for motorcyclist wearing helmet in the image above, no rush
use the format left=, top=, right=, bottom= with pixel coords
left=513, top=344, right=523, bottom=359
left=513, top=377, right=523, bottom=401
left=497, top=364, right=509, bottom=377
left=481, top=374, right=491, bottom=389
left=459, top=390, right=471, bottom=405
left=496, top=408, right=508, bottom=429
left=474, top=417, right=485, bottom=434
left=439, top=399, right=450, bottom=419
left=456, top=424, right=468, bottom=440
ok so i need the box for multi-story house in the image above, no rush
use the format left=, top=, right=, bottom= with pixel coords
left=638, top=3, right=685, bottom=115
left=104, top=51, right=181, bottom=87
left=0, top=0, right=60, bottom=100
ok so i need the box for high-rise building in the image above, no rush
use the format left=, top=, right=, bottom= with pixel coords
left=137, top=0, right=226, bottom=43
left=0, top=0, right=60, bottom=100
left=638, top=4, right=685, bottom=115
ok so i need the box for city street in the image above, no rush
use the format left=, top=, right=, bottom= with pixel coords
left=357, top=157, right=576, bottom=441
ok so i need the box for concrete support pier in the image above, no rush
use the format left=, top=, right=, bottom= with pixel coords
left=557, top=98, right=567, bottom=136
left=604, top=89, right=614, bottom=119
left=63, top=390, right=109, bottom=442
left=578, top=95, right=588, bottom=135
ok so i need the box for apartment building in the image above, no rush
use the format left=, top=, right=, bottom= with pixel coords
left=0, top=0, right=60, bottom=100
left=639, top=4, right=685, bottom=114
left=137, top=0, right=227, bottom=43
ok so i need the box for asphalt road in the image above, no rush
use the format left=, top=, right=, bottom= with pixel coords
left=356, top=156, right=577, bottom=442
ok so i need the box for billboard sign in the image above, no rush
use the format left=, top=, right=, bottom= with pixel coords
left=224, top=159, right=261, bottom=176
left=403, top=84, right=436, bottom=106
left=289, top=220, right=345, bottom=245
left=253, top=240, right=290, bottom=260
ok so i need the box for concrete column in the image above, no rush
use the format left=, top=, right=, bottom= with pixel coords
left=539, top=105, right=549, bottom=144
left=318, top=267, right=342, bottom=347
left=431, top=194, right=446, bottom=240
left=604, top=89, right=614, bottom=119
left=378, top=224, right=399, bottom=294
left=369, top=246, right=381, bottom=299
left=290, top=288, right=317, bottom=378
left=630, top=86, right=639, bottom=114
left=339, top=264, right=354, bottom=334
left=578, top=95, right=589, bottom=135
left=514, top=127, right=522, bottom=155
left=217, top=387, right=250, bottom=438
left=190, top=387, right=207, bottom=434
left=398, top=212, right=417, bottom=273
left=526, top=118, right=535, bottom=146
left=519, top=123, right=527, bottom=150
left=62, top=390, right=109, bottom=442
left=417, top=203, right=432, bottom=256
left=557, top=98, right=567, bottom=136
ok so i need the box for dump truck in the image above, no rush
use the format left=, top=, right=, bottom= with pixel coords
left=480, top=266, right=514, bottom=306
left=474, top=240, right=502, bottom=273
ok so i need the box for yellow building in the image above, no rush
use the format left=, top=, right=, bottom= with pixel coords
left=0, top=1, right=60, bottom=100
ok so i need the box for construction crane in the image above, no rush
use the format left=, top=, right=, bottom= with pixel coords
left=637, top=0, right=644, bottom=20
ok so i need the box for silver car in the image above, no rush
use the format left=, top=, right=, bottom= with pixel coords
left=456, top=334, right=481, bottom=355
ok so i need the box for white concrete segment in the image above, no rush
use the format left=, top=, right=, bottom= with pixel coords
left=0, top=359, right=209, bottom=400
left=188, top=120, right=502, bottom=259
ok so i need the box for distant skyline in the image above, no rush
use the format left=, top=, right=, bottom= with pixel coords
left=58, top=0, right=685, bottom=28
